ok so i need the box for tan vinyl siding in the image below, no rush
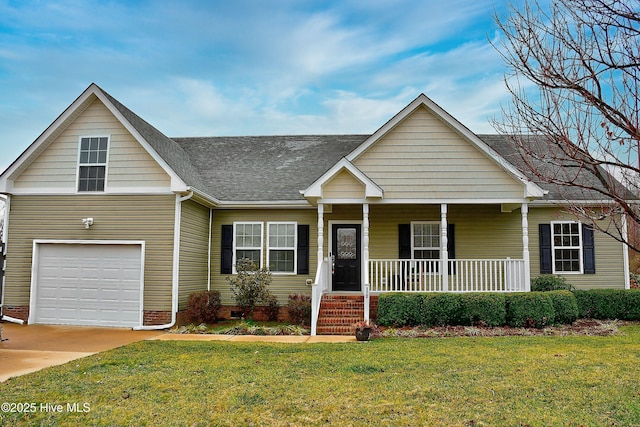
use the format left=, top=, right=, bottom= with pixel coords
left=528, top=207, right=626, bottom=289
left=178, top=200, right=210, bottom=309
left=211, top=209, right=317, bottom=305
left=322, top=170, right=365, bottom=199
left=3, top=195, right=175, bottom=310
left=13, top=99, right=170, bottom=191
left=365, top=204, right=523, bottom=260
left=353, top=106, right=524, bottom=200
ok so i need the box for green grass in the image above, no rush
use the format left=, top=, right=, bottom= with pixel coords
left=2, top=326, right=640, bottom=426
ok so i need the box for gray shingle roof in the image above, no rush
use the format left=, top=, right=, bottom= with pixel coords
left=479, top=134, right=633, bottom=201
left=96, top=85, right=626, bottom=203
left=99, top=86, right=208, bottom=191
left=172, top=135, right=368, bottom=201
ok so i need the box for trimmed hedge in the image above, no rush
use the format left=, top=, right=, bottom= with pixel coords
left=549, top=290, right=579, bottom=325
left=421, top=293, right=463, bottom=327
left=376, top=289, right=639, bottom=328
left=376, top=293, right=422, bottom=327
left=573, top=289, right=640, bottom=320
left=506, top=292, right=554, bottom=328
left=460, top=293, right=506, bottom=327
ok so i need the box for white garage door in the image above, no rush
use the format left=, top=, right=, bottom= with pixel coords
left=34, top=243, right=142, bottom=327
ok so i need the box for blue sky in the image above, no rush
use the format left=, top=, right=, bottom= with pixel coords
left=0, top=0, right=519, bottom=174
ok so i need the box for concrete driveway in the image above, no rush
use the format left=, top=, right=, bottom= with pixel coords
left=0, top=323, right=164, bottom=382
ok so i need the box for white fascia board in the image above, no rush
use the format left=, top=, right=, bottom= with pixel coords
left=216, top=200, right=314, bottom=209
left=302, top=158, right=383, bottom=199
left=91, top=89, right=189, bottom=193
left=321, top=197, right=532, bottom=205
left=346, top=93, right=545, bottom=199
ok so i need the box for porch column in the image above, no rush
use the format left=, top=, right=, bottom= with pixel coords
left=317, top=203, right=324, bottom=263
left=441, top=204, right=448, bottom=291
left=363, top=203, right=370, bottom=323
left=521, top=203, right=531, bottom=291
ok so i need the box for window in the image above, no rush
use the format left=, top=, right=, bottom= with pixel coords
left=267, top=222, right=297, bottom=273
left=233, top=222, right=263, bottom=269
left=411, top=222, right=440, bottom=260
left=552, top=221, right=582, bottom=273
left=78, top=136, right=108, bottom=192
left=221, top=224, right=309, bottom=275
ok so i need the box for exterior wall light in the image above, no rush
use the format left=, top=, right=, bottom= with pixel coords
left=82, top=218, right=94, bottom=229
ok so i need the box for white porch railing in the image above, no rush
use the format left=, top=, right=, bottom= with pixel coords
left=369, top=258, right=526, bottom=293
left=310, top=256, right=332, bottom=336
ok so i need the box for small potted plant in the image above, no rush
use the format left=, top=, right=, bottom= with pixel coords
left=354, top=320, right=372, bottom=341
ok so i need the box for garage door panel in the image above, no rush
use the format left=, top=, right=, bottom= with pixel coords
left=34, top=244, right=142, bottom=327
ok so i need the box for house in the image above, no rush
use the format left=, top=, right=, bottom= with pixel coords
left=0, top=84, right=630, bottom=335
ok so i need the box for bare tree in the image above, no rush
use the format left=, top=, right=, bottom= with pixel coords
left=493, top=0, right=640, bottom=250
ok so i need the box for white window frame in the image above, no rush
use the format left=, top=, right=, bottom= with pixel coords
left=232, top=222, right=263, bottom=273
left=267, top=222, right=297, bottom=275
left=77, top=135, right=110, bottom=193
left=551, top=221, right=583, bottom=274
left=411, top=221, right=441, bottom=260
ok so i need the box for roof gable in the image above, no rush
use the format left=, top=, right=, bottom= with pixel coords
left=346, top=94, right=545, bottom=199
left=302, top=158, right=383, bottom=200
left=0, top=84, right=193, bottom=194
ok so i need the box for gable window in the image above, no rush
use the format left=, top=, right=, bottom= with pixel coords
left=78, top=136, right=108, bottom=192
left=412, top=222, right=440, bottom=260
left=267, top=222, right=297, bottom=273
left=552, top=221, right=582, bottom=273
left=233, top=222, right=263, bottom=269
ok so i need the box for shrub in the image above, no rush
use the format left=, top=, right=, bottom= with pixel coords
left=376, top=293, right=422, bottom=327
left=227, top=258, right=274, bottom=319
left=286, top=294, right=312, bottom=325
left=621, top=289, right=640, bottom=320
left=531, top=275, right=574, bottom=292
left=186, top=290, right=222, bottom=323
left=420, top=293, right=463, bottom=327
left=574, top=289, right=640, bottom=320
left=506, top=292, right=555, bottom=328
left=264, top=294, right=280, bottom=321
left=459, top=293, right=506, bottom=327
left=548, top=290, right=579, bottom=325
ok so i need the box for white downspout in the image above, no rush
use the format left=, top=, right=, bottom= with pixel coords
left=623, top=214, right=630, bottom=289
left=207, top=209, right=213, bottom=291
left=0, top=194, right=22, bottom=324
left=134, top=190, right=193, bottom=330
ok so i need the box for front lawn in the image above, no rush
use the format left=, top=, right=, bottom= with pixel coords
left=2, top=326, right=640, bottom=426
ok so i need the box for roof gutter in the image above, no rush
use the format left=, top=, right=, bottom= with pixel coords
left=133, top=189, right=193, bottom=330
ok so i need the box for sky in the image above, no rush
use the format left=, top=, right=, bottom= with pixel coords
left=0, top=0, right=523, bottom=174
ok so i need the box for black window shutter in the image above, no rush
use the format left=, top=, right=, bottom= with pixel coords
left=539, top=224, right=552, bottom=274
left=582, top=224, right=596, bottom=274
left=221, top=225, right=233, bottom=274
left=398, top=224, right=411, bottom=259
left=297, top=225, right=309, bottom=275
left=447, top=224, right=456, bottom=274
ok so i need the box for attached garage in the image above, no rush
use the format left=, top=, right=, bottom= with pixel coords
left=30, top=241, right=144, bottom=327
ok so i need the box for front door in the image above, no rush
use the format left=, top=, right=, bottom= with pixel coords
left=332, top=224, right=361, bottom=291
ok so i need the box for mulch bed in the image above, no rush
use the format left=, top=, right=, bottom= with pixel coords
left=372, top=318, right=633, bottom=338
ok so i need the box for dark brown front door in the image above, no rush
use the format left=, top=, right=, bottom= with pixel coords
left=332, top=224, right=361, bottom=291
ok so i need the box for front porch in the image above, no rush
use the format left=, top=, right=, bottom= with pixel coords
left=309, top=203, right=534, bottom=336
left=311, top=257, right=529, bottom=335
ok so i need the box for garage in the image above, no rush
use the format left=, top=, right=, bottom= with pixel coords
left=31, top=242, right=143, bottom=327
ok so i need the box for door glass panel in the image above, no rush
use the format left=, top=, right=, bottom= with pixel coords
left=337, top=228, right=357, bottom=260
